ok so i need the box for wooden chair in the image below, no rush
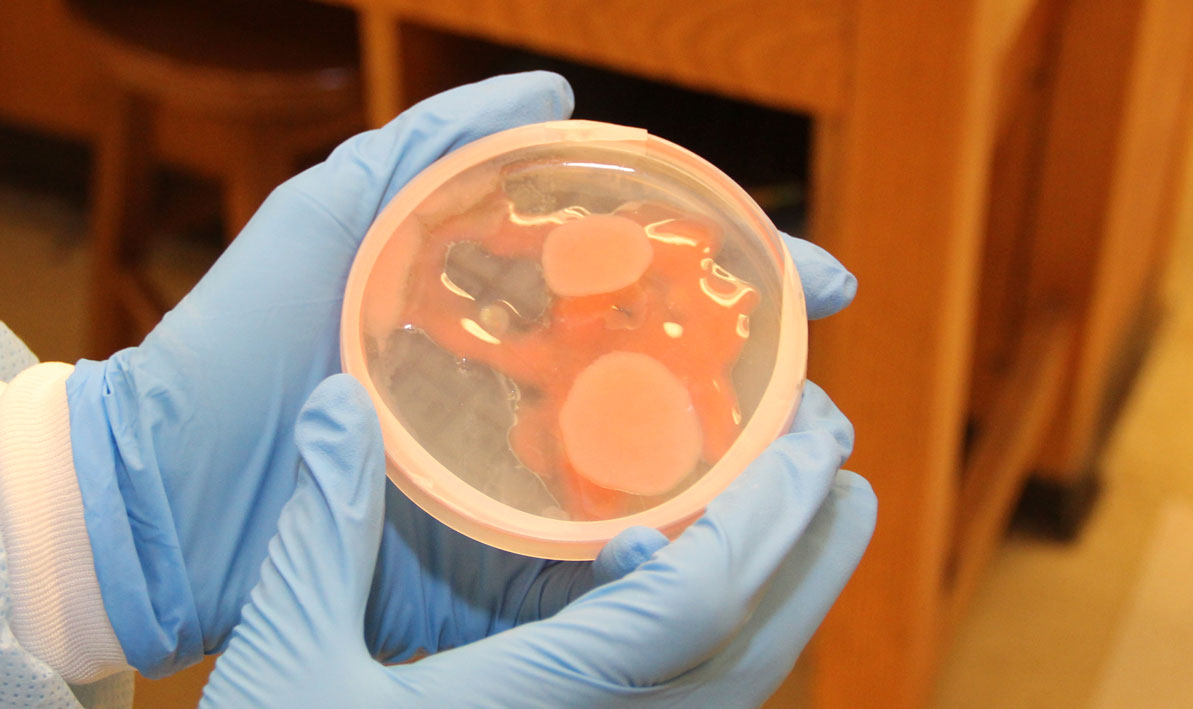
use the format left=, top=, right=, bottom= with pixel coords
left=68, top=0, right=364, bottom=357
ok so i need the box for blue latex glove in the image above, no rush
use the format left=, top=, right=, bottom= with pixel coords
left=64, top=70, right=859, bottom=678
left=202, top=375, right=875, bottom=708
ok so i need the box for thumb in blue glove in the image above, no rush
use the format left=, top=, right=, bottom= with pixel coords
left=202, top=374, right=876, bottom=707
left=199, top=375, right=386, bottom=706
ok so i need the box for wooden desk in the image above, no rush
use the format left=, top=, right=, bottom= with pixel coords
left=324, top=1, right=1193, bottom=706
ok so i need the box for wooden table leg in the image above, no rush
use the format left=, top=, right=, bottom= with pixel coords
left=354, top=11, right=511, bottom=128
left=803, top=2, right=1000, bottom=706
left=358, top=8, right=403, bottom=128
left=88, top=89, right=154, bottom=358
left=221, top=123, right=298, bottom=240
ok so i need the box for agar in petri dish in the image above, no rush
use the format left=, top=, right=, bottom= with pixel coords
left=344, top=121, right=806, bottom=558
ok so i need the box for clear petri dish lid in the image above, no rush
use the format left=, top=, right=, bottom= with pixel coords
left=342, top=120, right=807, bottom=559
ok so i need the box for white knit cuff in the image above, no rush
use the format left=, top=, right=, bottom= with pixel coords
left=0, top=362, right=130, bottom=683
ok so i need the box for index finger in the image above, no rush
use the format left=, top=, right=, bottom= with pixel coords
left=784, top=234, right=857, bottom=320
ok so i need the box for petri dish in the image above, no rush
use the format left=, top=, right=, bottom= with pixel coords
left=341, top=120, right=807, bottom=560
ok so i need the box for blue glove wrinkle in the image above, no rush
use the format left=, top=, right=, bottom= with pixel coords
left=507, top=557, right=615, bottom=628
left=363, top=495, right=429, bottom=662
left=366, top=490, right=519, bottom=659
left=450, top=541, right=561, bottom=643
left=292, top=377, right=385, bottom=531
left=592, top=526, right=669, bottom=587
left=420, top=523, right=498, bottom=649
left=364, top=491, right=559, bottom=659
left=67, top=359, right=203, bottom=677
left=491, top=557, right=556, bottom=631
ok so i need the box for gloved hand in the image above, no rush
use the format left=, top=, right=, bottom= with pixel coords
left=202, top=374, right=875, bottom=708
left=64, top=70, right=860, bottom=677
left=357, top=228, right=858, bottom=664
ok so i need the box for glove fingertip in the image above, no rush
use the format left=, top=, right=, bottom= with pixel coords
left=593, top=526, right=668, bottom=585
left=783, top=236, right=857, bottom=320
left=833, top=469, right=878, bottom=528
left=531, top=70, right=575, bottom=120
left=804, top=265, right=857, bottom=320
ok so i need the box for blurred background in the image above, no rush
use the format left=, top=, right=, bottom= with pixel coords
left=1, top=0, right=1191, bottom=707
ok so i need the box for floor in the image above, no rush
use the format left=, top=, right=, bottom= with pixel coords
left=1, top=169, right=1191, bottom=708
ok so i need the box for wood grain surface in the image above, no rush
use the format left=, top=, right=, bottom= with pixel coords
left=1027, top=0, right=1193, bottom=482
left=334, top=0, right=846, bottom=116
left=807, top=2, right=1002, bottom=705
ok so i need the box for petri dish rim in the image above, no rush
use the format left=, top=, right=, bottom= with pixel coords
left=341, top=120, right=807, bottom=560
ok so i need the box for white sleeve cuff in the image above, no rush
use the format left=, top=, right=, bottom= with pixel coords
left=0, top=362, right=130, bottom=683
